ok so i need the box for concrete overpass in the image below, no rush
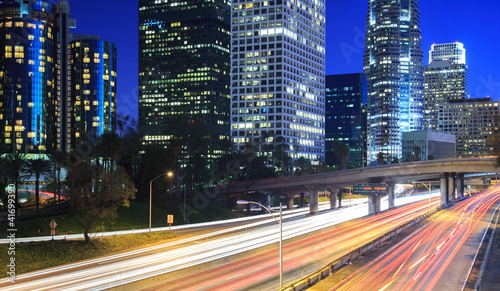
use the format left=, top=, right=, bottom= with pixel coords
left=217, top=157, right=498, bottom=214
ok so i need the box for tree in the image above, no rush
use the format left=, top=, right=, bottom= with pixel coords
left=376, top=152, right=386, bottom=165
left=96, top=132, right=123, bottom=172
left=296, top=157, right=311, bottom=175
left=331, top=140, right=349, bottom=171
left=50, top=151, right=67, bottom=204
left=69, top=163, right=136, bottom=243
left=413, top=146, right=422, bottom=161
left=25, top=158, right=52, bottom=212
left=5, top=154, right=26, bottom=217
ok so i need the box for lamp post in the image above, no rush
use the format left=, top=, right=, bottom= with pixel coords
left=237, top=200, right=283, bottom=289
left=149, top=172, right=173, bottom=237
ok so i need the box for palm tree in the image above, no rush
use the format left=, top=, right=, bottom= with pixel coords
left=331, top=140, right=350, bottom=171
left=376, top=152, right=385, bottom=165
left=25, top=158, right=53, bottom=212
left=413, top=146, right=422, bottom=161
left=50, top=151, right=67, bottom=204
left=5, top=153, right=26, bottom=217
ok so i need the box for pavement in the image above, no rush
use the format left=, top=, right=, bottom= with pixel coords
left=478, top=222, right=500, bottom=290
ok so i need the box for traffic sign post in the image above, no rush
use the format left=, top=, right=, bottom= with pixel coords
left=167, top=215, right=174, bottom=230
left=49, top=219, right=57, bottom=240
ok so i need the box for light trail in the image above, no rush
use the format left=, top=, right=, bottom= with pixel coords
left=330, top=187, right=500, bottom=291
left=0, top=194, right=441, bottom=290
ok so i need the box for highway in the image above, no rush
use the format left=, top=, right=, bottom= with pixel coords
left=0, top=193, right=439, bottom=291
left=331, top=187, right=500, bottom=291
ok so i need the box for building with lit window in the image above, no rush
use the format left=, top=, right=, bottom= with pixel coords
left=429, top=42, right=466, bottom=65
left=230, top=0, right=326, bottom=166
left=138, top=0, right=231, bottom=163
left=325, top=73, right=367, bottom=168
left=402, top=131, right=456, bottom=161
left=423, top=59, right=468, bottom=132
left=0, top=0, right=58, bottom=154
left=0, top=0, right=116, bottom=155
left=70, top=36, right=117, bottom=146
left=363, top=0, right=423, bottom=163
left=438, top=98, right=500, bottom=157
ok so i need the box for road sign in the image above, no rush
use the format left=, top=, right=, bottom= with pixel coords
left=167, top=215, right=174, bottom=230
left=353, top=183, right=387, bottom=195
left=50, top=219, right=57, bottom=239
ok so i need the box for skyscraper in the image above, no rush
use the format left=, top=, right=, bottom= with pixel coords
left=70, top=36, right=117, bottom=146
left=138, top=0, right=231, bottom=162
left=325, top=73, right=367, bottom=168
left=0, top=0, right=58, bottom=153
left=429, top=42, right=466, bottom=64
left=230, top=0, right=326, bottom=166
left=0, top=0, right=117, bottom=155
left=423, top=60, right=469, bottom=131
left=363, top=0, right=423, bottom=163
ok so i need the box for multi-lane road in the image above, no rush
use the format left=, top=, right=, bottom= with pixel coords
left=330, top=187, right=500, bottom=291
left=0, top=193, right=443, bottom=291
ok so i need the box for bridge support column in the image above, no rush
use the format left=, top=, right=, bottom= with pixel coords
left=387, top=181, right=396, bottom=209
left=337, top=189, right=343, bottom=208
left=440, top=173, right=449, bottom=206
left=448, top=172, right=456, bottom=202
left=264, top=193, right=272, bottom=210
left=286, top=194, right=295, bottom=210
left=328, top=188, right=339, bottom=209
left=456, top=173, right=464, bottom=200
left=306, top=185, right=321, bottom=215
left=368, top=195, right=381, bottom=215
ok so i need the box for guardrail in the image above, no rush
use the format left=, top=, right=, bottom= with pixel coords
left=281, top=208, right=439, bottom=291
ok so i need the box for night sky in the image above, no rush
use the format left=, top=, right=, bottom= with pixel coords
left=68, top=0, right=500, bottom=121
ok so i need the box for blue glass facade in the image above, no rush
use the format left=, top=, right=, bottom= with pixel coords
left=363, top=0, right=423, bottom=163
left=0, top=0, right=57, bottom=153
left=70, top=38, right=116, bottom=145
left=325, top=74, right=367, bottom=168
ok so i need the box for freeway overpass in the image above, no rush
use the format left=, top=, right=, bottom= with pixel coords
left=215, top=156, right=498, bottom=214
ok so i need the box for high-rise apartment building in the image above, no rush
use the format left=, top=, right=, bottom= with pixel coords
left=0, top=0, right=58, bottom=153
left=438, top=98, right=499, bottom=157
left=429, top=42, right=466, bottom=64
left=363, top=0, right=423, bottom=163
left=0, top=0, right=116, bottom=155
left=230, top=0, right=326, bottom=165
left=423, top=59, right=469, bottom=131
left=70, top=36, right=117, bottom=146
left=325, top=73, right=367, bottom=168
left=138, top=0, right=231, bottom=162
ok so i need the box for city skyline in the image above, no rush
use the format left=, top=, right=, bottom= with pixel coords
left=69, top=0, right=500, bottom=121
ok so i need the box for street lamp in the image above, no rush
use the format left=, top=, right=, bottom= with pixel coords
left=237, top=200, right=283, bottom=289
left=149, top=172, right=173, bottom=237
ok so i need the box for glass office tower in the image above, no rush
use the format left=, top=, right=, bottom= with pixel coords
left=230, top=0, right=326, bottom=166
left=325, top=73, right=367, bottom=168
left=138, top=0, right=231, bottom=163
left=70, top=36, right=117, bottom=146
left=0, top=0, right=58, bottom=153
left=363, top=0, right=423, bottom=163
